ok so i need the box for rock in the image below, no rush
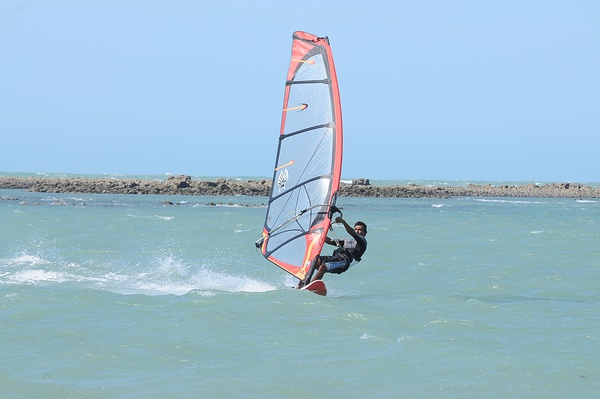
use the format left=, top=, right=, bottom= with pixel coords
left=168, top=175, right=192, bottom=189
left=352, top=178, right=370, bottom=186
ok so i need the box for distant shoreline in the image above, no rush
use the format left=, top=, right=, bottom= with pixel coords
left=1, top=175, right=599, bottom=199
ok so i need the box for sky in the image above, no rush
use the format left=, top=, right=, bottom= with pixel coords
left=2, top=0, right=599, bottom=182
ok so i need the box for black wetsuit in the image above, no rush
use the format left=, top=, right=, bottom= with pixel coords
left=321, top=236, right=367, bottom=274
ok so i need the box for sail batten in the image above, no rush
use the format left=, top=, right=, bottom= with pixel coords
left=287, top=79, right=330, bottom=85
left=269, top=177, right=333, bottom=203
left=281, top=123, right=333, bottom=139
left=258, top=31, right=343, bottom=280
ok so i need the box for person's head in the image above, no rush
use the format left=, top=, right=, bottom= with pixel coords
left=354, top=221, right=367, bottom=237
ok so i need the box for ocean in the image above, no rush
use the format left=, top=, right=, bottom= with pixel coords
left=1, top=176, right=599, bottom=398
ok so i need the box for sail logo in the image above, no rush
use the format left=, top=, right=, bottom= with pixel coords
left=277, top=169, right=289, bottom=191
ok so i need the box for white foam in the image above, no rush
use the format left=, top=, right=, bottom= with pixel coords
left=9, top=269, right=66, bottom=283
left=8, top=254, right=50, bottom=266
left=1, top=253, right=277, bottom=296
left=126, top=214, right=154, bottom=219
left=126, top=214, right=175, bottom=220
left=360, top=333, right=385, bottom=341
left=109, top=257, right=277, bottom=296
left=473, top=198, right=546, bottom=204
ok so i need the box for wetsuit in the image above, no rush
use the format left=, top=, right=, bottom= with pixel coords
left=320, top=235, right=367, bottom=274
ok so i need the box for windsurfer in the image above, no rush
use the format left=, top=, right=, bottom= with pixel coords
left=298, top=217, right=368, bottom=288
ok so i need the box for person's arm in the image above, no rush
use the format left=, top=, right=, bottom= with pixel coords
left=324, top=236, right=338, bottom=246
left=335, top=216, right=361, bottom=241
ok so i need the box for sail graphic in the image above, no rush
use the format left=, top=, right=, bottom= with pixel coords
left=257, top=31, right=343, bottom=281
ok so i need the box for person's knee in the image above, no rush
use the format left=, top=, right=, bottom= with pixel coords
left=318, top=264, right=327, bottom=273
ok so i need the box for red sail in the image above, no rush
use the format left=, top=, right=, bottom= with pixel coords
left=258, top=31, right=343, bottom=280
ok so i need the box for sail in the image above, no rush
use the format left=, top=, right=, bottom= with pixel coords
left=257, top=31, right=343, bottom=281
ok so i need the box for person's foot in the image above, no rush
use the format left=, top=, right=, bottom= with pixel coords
left=296, top=280, right=305, bottom=289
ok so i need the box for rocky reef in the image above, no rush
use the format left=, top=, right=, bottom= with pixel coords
left=1, top=175, right=599, bottom=199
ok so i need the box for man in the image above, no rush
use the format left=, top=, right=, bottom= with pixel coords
left=298, top=216, right=368, bottom=288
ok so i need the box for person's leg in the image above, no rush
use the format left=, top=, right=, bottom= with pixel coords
left=311, top=263, right=328, bottom=282
left=311, top=256, right=348, bottom=282
left=297, top=256, right=323, bottom=288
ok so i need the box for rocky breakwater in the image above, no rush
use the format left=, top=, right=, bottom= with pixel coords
left=0, top=175, right=271, bottom=196
left=338, top=179, right=600, bottom=199
left=1, top=175, right=599, bottom=199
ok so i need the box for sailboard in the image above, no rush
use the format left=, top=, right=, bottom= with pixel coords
left=301, top=279, right=327, bottom=296
left=256, top=31, right=343, bottom=290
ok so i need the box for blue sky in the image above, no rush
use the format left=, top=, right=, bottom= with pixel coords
left=2, top=1, right=599, bottom=182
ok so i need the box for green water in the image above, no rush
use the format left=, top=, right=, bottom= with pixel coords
left=1, top=189, right=599, bottom=398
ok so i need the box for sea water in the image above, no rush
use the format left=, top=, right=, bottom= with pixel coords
left=1, top=183, right=599, bottom=398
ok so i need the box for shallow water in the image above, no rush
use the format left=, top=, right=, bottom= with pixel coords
left=2, top=188, right=599, bottom=398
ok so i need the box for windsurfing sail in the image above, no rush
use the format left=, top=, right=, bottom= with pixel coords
left=256, top=31, right=343, bottom=282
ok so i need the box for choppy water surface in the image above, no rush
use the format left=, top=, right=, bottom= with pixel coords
left=2, top=188, right=599, bottom=398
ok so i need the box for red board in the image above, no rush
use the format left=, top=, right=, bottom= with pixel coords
left=301, top=280, right=327, bottom=296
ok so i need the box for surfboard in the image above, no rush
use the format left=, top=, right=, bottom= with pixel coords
left=301, top=280, right=327, bottom=296
left=255, top=31, right=343, bottom=290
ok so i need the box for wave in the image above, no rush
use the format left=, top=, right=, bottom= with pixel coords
left=126, top=214, right=175, bottom=221
left=6, top=254, right=50, bottom=266
left=472, top=198, right=547, bottom=205
left=0, top=254, right=276, bottom=296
